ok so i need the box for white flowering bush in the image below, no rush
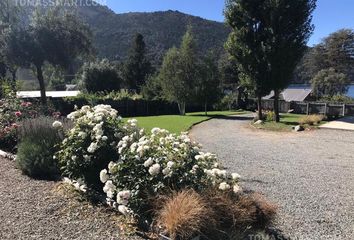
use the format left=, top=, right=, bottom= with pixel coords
left=56, top=105, right=127, bottom=189
left=100, top=126, right=241, bottom=216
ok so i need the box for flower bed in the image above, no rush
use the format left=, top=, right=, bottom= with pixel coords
left=55, top=105, right=275, bottom=238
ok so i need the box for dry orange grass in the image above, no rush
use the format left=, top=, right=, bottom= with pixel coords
left=155, top=189, right=214, bottom=240
left=299, top=114, right=325, bottom=125
left=204, top=190, right=277, bottom=230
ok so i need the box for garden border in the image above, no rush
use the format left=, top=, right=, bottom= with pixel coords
left=0, top=149, right=16, bottom=160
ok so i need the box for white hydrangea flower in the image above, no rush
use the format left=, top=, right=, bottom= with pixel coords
left=108, top=161, right=117, bottom=173
left=78, top=131, right=87, bottom=139
left=219, top=182, right=231, bottom=191
left=149, top=163, right=161, bottom=176
left=117, top=190, right=131, bottom=205
left=143, top=158, right=154, bottom=167
left=102, top=136, right=108, bottom=141
left=118, top=205, right=129, bottom=215
left=151, top=127, right=161, bottom=135
left=232, top=173, right=241, bottom=180
left=52, top=121, right=63, bottom=129
left=103, top=180, right=116, bottom=194
left=100, top=169, right=109, bottom=183
left=233, top=184, right=242, bottom=193
left=87, top=142, right=98, bottom=153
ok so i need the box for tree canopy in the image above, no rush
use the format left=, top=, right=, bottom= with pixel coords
left=295, top=29, right=354, bottom=84
left=225, top=0, right=316, bottom=121
left=123, top=33, right=152, bottom=92
left=2, top=8, right=93, bottom=103
left=311, top=68, right=351, bottom=98
left=158, top=27, right=198, bottom=115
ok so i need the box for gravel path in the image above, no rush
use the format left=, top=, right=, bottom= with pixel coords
left=0, top=157, right=142, bottom=240
left=190, top=115, right=354, bottom=240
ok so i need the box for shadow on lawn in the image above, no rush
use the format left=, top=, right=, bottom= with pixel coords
left=191, top=114, right=254, bottom=121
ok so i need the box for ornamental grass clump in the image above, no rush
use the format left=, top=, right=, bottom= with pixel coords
left=156, top=190, right=214, bottom=240
left=299, top=114, right=324, bottom=126
left=56, top=105, right=127, bottom=190
left=16, top=116, right=68, bottom=179
left=100, top=125, right=242, bottom=217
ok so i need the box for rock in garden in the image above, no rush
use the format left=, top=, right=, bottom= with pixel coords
left=293, top=125, right=304, bottom=132
left=254, top=120, right=264, bottom=125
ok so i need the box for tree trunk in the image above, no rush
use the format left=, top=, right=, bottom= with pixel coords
left=36, top=65, right=47, bottom=105
left=178, top=102, right=186, bottom=116
left=257, top=94, right=263, bottom=120
left=274, top=89, right=280, bottom=122
left=204, top=101, right=208, bottom=116
left=10, top=68, right=17, bottom=91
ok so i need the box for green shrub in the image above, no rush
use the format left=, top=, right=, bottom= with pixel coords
left=265, top=111, right=275, bottom=122
left=80, top=59, right=122, bottom=93
left=101, top=125, right=241, bottom=217
left=298, top=114, right=324, bottom=126
left=319, top=95, right=354, bottom=104
left=16, top=117, right=68, bottom=179
left=56, top=105, right=126, bottom=190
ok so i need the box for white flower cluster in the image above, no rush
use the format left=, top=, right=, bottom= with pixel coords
left=100, top=125, right=242, bottom=215
left=57, top=105, right=123, bottom=187
left=63, top=177, right=87, bottom=192
left=52, top=121, right=63, bottom=129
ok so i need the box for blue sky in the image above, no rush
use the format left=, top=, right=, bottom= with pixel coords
left=105, top=0, right=354, bottom=46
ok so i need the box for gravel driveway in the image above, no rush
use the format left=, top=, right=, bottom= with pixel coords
left=0, top=157, right=142, bottom=240
left=190, top=115, right=354, bottom=240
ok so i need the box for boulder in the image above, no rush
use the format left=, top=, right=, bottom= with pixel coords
left=254, top=120, right=264, bottom=125
left=293, top=125, right=304, bottom=132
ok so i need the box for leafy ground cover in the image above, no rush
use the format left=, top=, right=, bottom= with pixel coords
left=253, top=113, right=327, bottom=132
left=126, top=111, right=246, bottom=134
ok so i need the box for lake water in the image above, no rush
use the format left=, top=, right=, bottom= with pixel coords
left=348, top=85, right=354, bottom=98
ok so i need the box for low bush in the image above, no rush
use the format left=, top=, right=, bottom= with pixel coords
left=80, top=59, right=123, bottom=93
left=16, top=117, right=68, bottom=179
left=56, top=105, right=127, bottom=190
left=265, top=111, right=275, bottom=122
left=100, top=125, right=241, bottom=218
left=319, top=94, right=354, bottom=104
left=299, top=114, right=324, bottom=126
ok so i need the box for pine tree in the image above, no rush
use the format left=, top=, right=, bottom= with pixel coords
left=123, top=33, right=152, bottom=92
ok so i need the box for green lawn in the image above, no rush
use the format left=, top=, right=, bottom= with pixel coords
left=126, top=111, right=246, bottom=134
left=254, top=113, right=327, bottom=131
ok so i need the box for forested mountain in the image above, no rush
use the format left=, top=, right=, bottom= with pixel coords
left=21, top=2, right=230, bottom=65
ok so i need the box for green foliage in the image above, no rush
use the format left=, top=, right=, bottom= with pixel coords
left=123, top=34, right=152, bottom=91
left=295, top=29, right=354, bottom=83
left=319, top=95, right=354, bottom=104
left=213, top=94, right=237, bottom=111
left=265, top=111, right=276, bottom=122
left=225, top=0, right=316, bottom=121
left=311, top=68, right=351, bottom=97
left=2, top=8, right=93, bottom=103
left=158, top=28, right=198, bottom=115
left=80, top=59, right=122, bottom=93
left=195, top=53, right=221, bottom=114
left=16, top=117, right=67, bottom=179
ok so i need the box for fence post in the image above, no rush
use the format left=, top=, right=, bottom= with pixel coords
left=324, top=103, right=327, bottom=116
left=306, top=103, right=310, bottom=115
left=343, top=104, right=346, bottom=116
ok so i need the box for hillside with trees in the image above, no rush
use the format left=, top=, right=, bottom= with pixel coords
left=20, top=2, right=230, bottom=65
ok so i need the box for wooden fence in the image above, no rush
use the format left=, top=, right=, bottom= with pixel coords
left=260, top=99, right=354, bottom=116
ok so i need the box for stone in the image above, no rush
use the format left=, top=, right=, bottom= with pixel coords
left=293, top=125, right=304, bottom=132
left=254, top=120, right=264, bottom=125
